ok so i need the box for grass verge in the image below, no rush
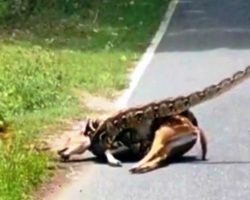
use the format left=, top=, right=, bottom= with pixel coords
left=0, top=0, right=170, bottom=199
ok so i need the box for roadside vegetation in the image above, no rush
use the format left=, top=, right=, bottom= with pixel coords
left=0, top=0, right=169, bottom=199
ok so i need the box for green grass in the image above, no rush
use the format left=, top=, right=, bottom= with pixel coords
left=0, top=0, right=170, bottom=199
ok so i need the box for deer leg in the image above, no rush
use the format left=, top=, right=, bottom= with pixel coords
left=129, top=125, right=175, bottom=173
left=104, top=149, right=122, bottom=167
left=197, top=127, right=207, bottom=160
left=130, top=116, right=200, bottom=174
left=130, top=144, right=169, bottom=173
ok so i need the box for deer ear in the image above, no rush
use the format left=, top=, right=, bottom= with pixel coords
left=85, top=118, right=100, bottom=132
left=81, top=118, right=102, bottom=137
left=80, top=129, right=87, bottom=136
left=79, top=119, right=91, bottom=136
left=92, top=119, right=101, bottom=129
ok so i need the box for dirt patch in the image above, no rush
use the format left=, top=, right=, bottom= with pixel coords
left=37, top=91, right=118, bottom=153
left=79, top=91, right=118, bottom=114
left=34, top=155, right=95, bottom=200
left=33, top=91, right=118, bottom=199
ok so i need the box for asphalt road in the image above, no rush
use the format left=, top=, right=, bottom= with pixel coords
left=51, top=1, right=250, bottom=199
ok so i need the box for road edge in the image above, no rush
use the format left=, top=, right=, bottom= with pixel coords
left=115, top=0, right=179, bottom=109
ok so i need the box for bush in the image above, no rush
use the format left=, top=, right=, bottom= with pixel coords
left=0, top=114, right=6, bottom=132
left=0, top=134, right=50, bottom=200
left=0, top=46, right=67, bottom=118
left=0, top=0, right=97, bottom=23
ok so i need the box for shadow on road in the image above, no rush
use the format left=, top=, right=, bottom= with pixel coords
left=157, top=0, right=250, bottom=52
left=63, top=152, right=250, bottom=167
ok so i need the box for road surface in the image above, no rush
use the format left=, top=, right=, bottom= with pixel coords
left=50, top=1, right=250, bottom=199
